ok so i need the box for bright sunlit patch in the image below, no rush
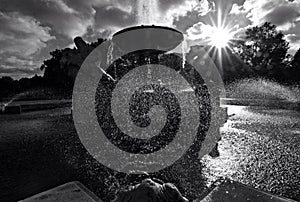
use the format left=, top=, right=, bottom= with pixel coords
left=186, top=7, right=240, bottom=70
left=209, top=27, right=233, bottom=49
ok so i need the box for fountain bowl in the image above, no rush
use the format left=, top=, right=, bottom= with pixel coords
left=112, top=25, right=184, bottom=53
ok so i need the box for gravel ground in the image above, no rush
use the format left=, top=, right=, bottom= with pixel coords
left=0, top=106, right=299, bottom=201
left=201, top=106, right=300, bottom=201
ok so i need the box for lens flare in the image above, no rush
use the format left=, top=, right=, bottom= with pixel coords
left=209, top=27, right=233, bottom=49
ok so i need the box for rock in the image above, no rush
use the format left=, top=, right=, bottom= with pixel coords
left=112, top=178, right=188, bottom=202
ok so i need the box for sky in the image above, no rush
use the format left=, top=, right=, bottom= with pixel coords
left=0, top=0, right=299, bottom=79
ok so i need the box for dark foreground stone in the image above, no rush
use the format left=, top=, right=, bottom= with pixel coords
left=112, top=178, right=188, bottom=202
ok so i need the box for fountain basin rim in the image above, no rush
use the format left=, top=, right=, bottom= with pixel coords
left=112, top=25, right=183, bottom=37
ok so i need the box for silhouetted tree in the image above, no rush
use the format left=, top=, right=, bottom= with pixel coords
left=291, top=48, right=300, bottom=68
left=41, top=49, right=67, bottom=88
left=233, top=22, right=290, bottom=79
left=0, top=75, right=45, bottom=100
left=40, top=37, right=105, bottom=91
left=0, top=76, right=15, bottom=99
left=290, top=48, right=300, bottom=82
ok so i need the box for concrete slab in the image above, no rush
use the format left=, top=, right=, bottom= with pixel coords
left=197, top=180, right=296, bottom=202
left=19, top=181, right=102, bottom=202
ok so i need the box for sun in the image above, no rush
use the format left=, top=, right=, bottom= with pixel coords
left=209, top=27, right=233, bottom=49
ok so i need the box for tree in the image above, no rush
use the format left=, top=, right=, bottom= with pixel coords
left=0, top=76, right=15, bottom=99
left=290, top=48, right=300, bottom=82
left=41, top=49, right=65, bottom=87
left=291, top=48, right=300, bottom=68
left=40, top=37, right=105, bottom=90
left=233, top=22, right=290, bottom=78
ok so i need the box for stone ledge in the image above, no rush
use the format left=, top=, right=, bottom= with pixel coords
left=197, top=180, right=296, bottom=202
left=19, top=181, right=102, bottom=202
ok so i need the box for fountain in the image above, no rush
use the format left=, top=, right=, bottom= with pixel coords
left=102, top=1, right=209, bottom=201
left=72, top=0, right=225, bottom=201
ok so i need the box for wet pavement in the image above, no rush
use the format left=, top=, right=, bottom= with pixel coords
left=0, top=106, right=299, bottom=201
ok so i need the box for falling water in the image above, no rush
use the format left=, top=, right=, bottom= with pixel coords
left=181, top=35, right=188, bottom=70
left=226, top=78, right=300, bottom=102
left=4, top=99, right=14, bottom=108
left=1, top=92, right=27, bottom=111
left=106, top=42, right=118, bottom=81
left=147, top=57, right=152, bottom=79
left=97, top=65, right=116, bottom=82
left=107, top=42, right=114, bottom=67
left=137, top=0, right=159, bottom=24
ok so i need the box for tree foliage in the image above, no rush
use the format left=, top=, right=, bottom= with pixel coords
left=40, top=37, right=105, bottom=90
left=233, top=22, right=290, bottom=79
left=291, top=48, right=300, bottom=68
left=289, top=48, right=300, bottom=82
left=41, top=49, right=65, bottom=87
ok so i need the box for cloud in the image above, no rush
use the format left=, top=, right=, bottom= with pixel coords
left=93, top=0, right=215, bottom=35
left=237, top=0, right=300, bottom=53
left=177, top=0, right=300, bottom=56
left=0, top=60, right=42, bottom=79
left=94, top=5, right=136, bottom=31
left=287, top=34, right=300, bottom=43
left=230, top=3, right=244, bottom=15
left=0, top=0, right=220, bottom=42
left=0, top=0, right=299, bottom=78
left=264, top=5, right=299, bottom=27
left=172, top=0, right=216, bottom=31
left=242, top=0, right=300, bottom=28
left=186, top=22, right=213, bottom=41
left=0, top=0, right=93, bottom=38
left=0, top=12, right=54, bottom=78
left=0, top=65, right=40, bottom=74
left=286, top=29, right=300, bottom=54
left=173, top=0, right=252, bottom=34
left=0, top=12, right=54, bottom=56
left=0, top=0, right=96, bottom=78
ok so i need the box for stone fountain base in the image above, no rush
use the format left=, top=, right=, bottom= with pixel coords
left=19, top=180, right=296, bottom=202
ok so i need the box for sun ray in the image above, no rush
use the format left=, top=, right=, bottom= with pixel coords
left=198, top=7, right=242, bottom=75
